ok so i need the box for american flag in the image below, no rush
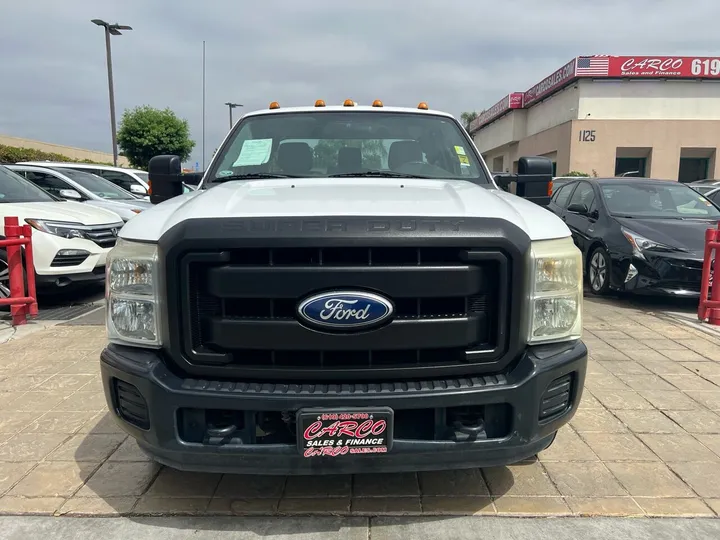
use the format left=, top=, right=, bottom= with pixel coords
left=576, top=56, right=610, bottom=76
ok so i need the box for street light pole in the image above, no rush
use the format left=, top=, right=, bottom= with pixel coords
left=224, top=102, right=243, bottom=129
left=91, top=19, right=132, bottom=167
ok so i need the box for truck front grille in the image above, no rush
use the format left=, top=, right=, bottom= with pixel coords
left=178, top=245, right=511, bottom=382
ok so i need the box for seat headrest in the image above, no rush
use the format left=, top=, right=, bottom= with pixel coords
left=278, top=142, right=313, bottom=175
left=388, top=140, right=422, bottom=170
left=337, top=146, right=362, bottom=173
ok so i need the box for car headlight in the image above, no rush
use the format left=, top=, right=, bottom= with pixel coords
left=25, top=219, right=86, bottom=239
left=526, top=236, right=583, bottom=344
left=621, top=228, right=679, bottom=259
left=106, top=238, right=162, bottom=347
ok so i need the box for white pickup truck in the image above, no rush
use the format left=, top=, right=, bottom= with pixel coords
left=100, top=100, right=586, bottom=475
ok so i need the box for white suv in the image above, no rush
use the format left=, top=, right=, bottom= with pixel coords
left=19, top=162, right=196, bottom=198
left=7, top=165, right=151, bottom=222
left=0, top=165, right=124, bottom=297
left=19, top=162, right=151, bottom=197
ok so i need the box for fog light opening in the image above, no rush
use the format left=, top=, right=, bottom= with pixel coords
left=625, top=263, right=638, bottom=283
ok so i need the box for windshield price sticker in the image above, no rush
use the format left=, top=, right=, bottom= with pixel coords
left=297, top=408, right=393, bottom=458
left=454, top=146, right=470, bottom=165
left=232, top=139, right=273, bottom=167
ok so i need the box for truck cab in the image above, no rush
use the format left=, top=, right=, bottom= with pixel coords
left=100, top=100, right=586, bottom=474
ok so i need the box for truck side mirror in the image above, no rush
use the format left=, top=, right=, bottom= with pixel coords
left=515, top=156, right=553, bottom=206
left=148, top=155, right=184, bottom=204
left=494, top=173, right=513, bottom=191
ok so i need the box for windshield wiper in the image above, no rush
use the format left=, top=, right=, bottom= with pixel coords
left=213, top=173, right=300, bottom=182
left=329, top=171, right=431, bottom=179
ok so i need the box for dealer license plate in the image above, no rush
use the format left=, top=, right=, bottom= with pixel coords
left=297, top=408, right=393, bottom=458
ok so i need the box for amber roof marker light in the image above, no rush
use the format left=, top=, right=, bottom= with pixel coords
left=372, top=100, right=384, bottom=107
left=315, top=99, right=326, bottom=107
left=417, top=102, right=429, bottom=110
left=343, top=99, right=355, bottom=107
left=269, top=101, right=280, bottom=109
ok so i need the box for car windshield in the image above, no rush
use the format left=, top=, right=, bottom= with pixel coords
left=691, top=185, right=716, bottom=195
left=206, top=110, right=488, bottom=184
left=602, top=181, right=720, bottom=218
left=0, top=165, right=56, bottom=203
left=50, top=168, right=135, bottom=200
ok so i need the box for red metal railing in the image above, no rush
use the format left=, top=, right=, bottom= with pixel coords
left=698, top=222, right=720, bottom=326
left=0, top=216, right=38, bottom=325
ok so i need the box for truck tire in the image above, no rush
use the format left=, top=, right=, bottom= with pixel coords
left=588, top=246, right=611, bottom=295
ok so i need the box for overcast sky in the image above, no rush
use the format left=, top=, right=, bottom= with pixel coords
left=1, top=0, right=717, bottom=168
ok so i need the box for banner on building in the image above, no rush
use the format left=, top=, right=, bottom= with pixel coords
left=522, top=58, right=578, bottom=108
left=576, top=56, right=720, bottom=79
left=469, top=92, right=524, bottom=133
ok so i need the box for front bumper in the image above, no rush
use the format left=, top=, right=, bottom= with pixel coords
left=35, top=267, right=106, bottom=289
left=611, top=252, right=706, bottom=297
left=100, top=340, right=587, bottom=475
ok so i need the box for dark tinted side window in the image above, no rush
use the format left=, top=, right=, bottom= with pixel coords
left=568, top=181, right=596, bottom=209
left=98, top=171, right=138, bottom=192
left=24, top=171, right=77, bottom=198
left=708, top=190, right=720, bottom=206
left=553, top=183, right=575, bottom=208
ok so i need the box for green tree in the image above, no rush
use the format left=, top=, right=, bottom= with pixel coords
left=460, top=111, right=479, bottom=133
left=313, top=140, right=344, bottom=170
left=313, top=139, right=389, bottom=171
left=361, top=139, right=387, bottom=170
left=565, top=170, right=590, bottom=177
left=117, top=105, right=195, bottom=169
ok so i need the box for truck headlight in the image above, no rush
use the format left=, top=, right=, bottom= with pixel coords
left=106, top=239, right=162, bottom=347
left=526, top=237, right=583, bottom=344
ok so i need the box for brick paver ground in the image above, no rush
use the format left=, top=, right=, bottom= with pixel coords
left=0, top=297, right=719, bottom=518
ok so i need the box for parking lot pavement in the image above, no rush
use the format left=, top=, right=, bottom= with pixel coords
left=0, top=296, right=719, bottom=520
left=1, top=516, right=720, bottom=540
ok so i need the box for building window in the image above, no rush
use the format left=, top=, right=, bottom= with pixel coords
left=615, top=157, right=646, bottom=177
left=678, top=158, right=709, bottom=183
left=492, top=156, right=504, bottom=172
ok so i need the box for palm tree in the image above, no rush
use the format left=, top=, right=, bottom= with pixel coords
left=460, top=111, right=479, bottom=133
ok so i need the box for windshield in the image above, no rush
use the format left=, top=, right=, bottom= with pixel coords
left=692, top=185, right=716, bottom=195
left=206, top=111, right=488, bottom=184
left=602, top=181, right=720, bottom=219
left=0, top=165, right=56, bottom=203
left=50, top=168, right=135, bottom=200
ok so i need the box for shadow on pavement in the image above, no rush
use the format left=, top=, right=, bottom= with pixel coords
left=37, top=283, right=105, bottom=309
left=74, top=410, right=515, bottom=524
left=583, top=288, right=698, bottom=314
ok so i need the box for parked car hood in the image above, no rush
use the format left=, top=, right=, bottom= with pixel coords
left=0, top=201, right=123, bottom=225
left=84, top=199, right=152, bottom=220
left=614, top=216, right=715, bottom=253
left=119, top=177, right=571, bottom=242
left=88, top=199, right=152, bottom=211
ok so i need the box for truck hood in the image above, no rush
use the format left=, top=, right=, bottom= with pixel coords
left=119, top=178, right=570, bottom=242
left=1, top=201, right=123, bottom=225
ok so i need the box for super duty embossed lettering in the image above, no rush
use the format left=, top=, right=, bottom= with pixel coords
left=219, top=218, right=465, bottom=234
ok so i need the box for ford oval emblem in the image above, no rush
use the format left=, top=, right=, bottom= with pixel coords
left=297, top=291, right=394, bottom=331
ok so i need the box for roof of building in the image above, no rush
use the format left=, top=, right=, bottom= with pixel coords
left=469, top=55, right=720, bottom=133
